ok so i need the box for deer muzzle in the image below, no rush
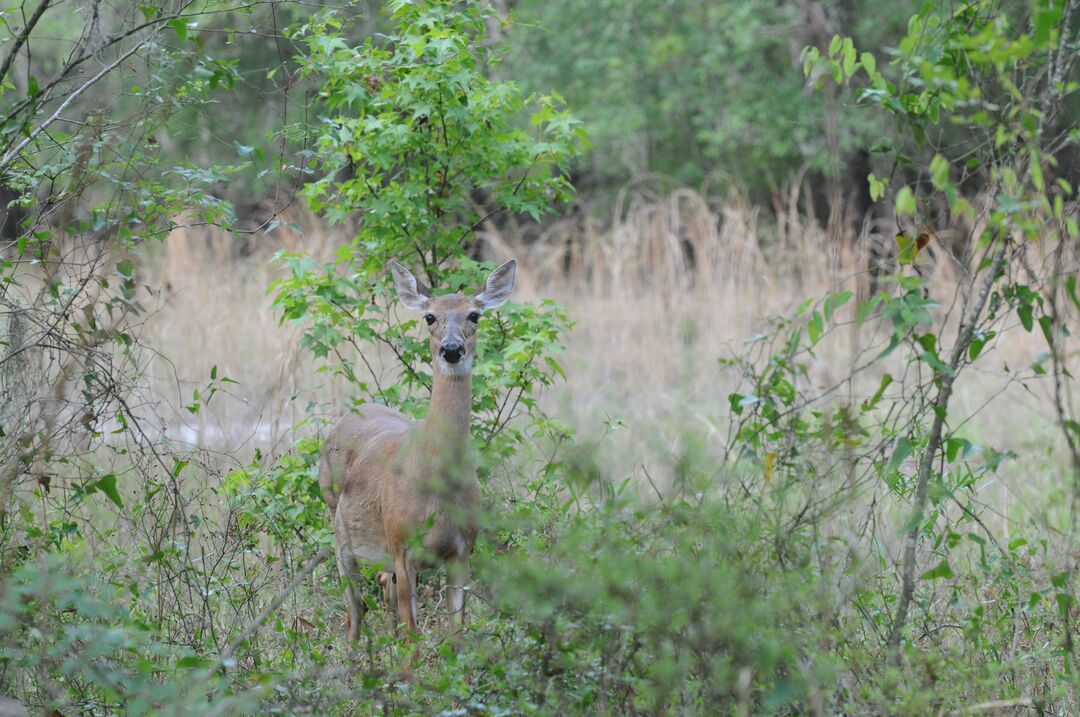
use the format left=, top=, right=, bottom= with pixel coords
left=440, top=341, right=465, bottom=364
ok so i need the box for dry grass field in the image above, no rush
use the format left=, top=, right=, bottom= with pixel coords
left=140, top=187, right=1068, bottom=527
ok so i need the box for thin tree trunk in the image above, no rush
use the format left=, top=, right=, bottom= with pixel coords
left=887, top=238, right=1008, bottom=654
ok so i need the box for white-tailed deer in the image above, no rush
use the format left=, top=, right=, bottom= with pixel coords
left=319, top=259, right=516, bottom=641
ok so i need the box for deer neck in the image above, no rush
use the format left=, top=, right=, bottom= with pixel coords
left=422, top=367, right=472, bottom=442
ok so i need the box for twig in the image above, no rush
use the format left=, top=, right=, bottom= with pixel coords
left=1046, top=215, right=1080, bottom=666
left=0, top=34, right=154, bottom=171
left=0, top=0, right=51, bottom=84
left=641, top=464, right=664, bottom=502
left=0, top=0, right=204, bottom=131
left=950, top=698, right=1034, bottom=715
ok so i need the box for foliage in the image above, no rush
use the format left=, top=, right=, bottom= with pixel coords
left=0, top=3, right=334, bottom=713
left=224, top=437, right=331, bottom=555
left=477, top=488, right=840, bottom=714
left=271, top=0, right=584, bottom=460
left=502, top=0, right=914, bottom=191
left=780, top=0, right=1080, bottom=689
left=0, top=1, right=262, bottom=517
left=0, top=556, right=263, bottom=715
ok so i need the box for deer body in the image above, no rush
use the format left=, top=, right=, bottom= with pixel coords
left=319, top=259, right=516, bottom=640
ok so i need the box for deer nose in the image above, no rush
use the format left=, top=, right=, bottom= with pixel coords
left=440, top=342, right=465, bottom=363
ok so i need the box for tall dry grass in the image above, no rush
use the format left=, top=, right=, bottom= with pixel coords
left=138, top=186, right=1061, bottom=499
left=476, top=183, right=1001, bottom=479
left=139, top=212, right=351, bottom=458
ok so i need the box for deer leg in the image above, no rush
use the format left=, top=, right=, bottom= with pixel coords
left=393, top=552, right=418, bottom=637
left=378, top=570, right=396, bottom=612
left=446, top=559, right=468, bottom=638
left=337, top=549, right=365, bottom=642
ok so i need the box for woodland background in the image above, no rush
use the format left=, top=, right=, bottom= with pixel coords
left=0, top=0, right=1079, bottom=714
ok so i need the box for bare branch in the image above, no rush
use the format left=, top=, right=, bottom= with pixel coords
left=0, top=0, right=50, bottom=84
left=0, top=33, right=158, bottom=172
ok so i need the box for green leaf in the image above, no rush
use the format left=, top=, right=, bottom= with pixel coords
left=841, top=38, right=857, bottom=78
left=886, top=436, right=913, bottom=476
left=92, top=474, right=123, bottom=509
left=1064, top=420, right=1080, bottom=438
left=921, top=559, right=954, bottom=581
left=968, top=330, right=991, bottom=361
left=169, top=18, right=188, bottom=42
left=916, top=332, right=936, bottom=355
left=868, top=173, right=886, bottom=201
left=824, top=290, right=853, bottom=321
left=1030, top=146, right=1045, bottom=192
left=945, top=437, right=972, bottom=462
left=912, top=122, right=928, bottom=147
left=1038, top=315, right=1053, bottom=345
left=920, top=351, right=952, bottom=375
left=544, top=355, right=566, bottom=381
left=896, top=233, right=918, bottom=265
left=807, top=310, right=824, bottom=344
left=862, top=372, right=893, bottom=412
left=801, top=46, right=820, bottom=78
left=1033, top=3, right=1062, bottom=44
left=895, top=186, right=916, bottom=215
left=874, top=332, right=903, bottom=362
left=1056, top=592, right=1074, bottom=618
left=1018, top=304, right=1033, bottom=332
left=856, top=295, right=883, bottom=325
left=929, top=154, right=950, bottom=190
left=860, top=51, right=876, bottom=77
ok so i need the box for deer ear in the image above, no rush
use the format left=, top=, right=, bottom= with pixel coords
left=475, top=259, right=516, bottom=310
left=389, top=261, right=432, bottom=310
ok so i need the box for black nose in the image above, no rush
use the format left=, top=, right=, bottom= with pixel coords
left=440, top=342, right=464, bottom=363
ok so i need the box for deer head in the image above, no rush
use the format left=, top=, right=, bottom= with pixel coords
left=389, top=259, right=517, bottom=376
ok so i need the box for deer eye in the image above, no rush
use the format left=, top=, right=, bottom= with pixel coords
left=467, top=311, right=481, bottom=323
left=424, top=314, right=436, bottom=326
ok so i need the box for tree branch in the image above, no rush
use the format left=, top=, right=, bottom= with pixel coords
left=0, top=33, right=155, bottom=172
left=0, top=0, right=50, bottom=85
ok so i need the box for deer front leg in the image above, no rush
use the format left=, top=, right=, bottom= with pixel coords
left=378, top=570, right=395, bottom=612
left=446, top=558, right=468, bottom=638
left=393, top=552, right=418, bottom=637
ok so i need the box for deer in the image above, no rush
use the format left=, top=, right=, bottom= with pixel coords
left=319, top=258, right=517, bottom=642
